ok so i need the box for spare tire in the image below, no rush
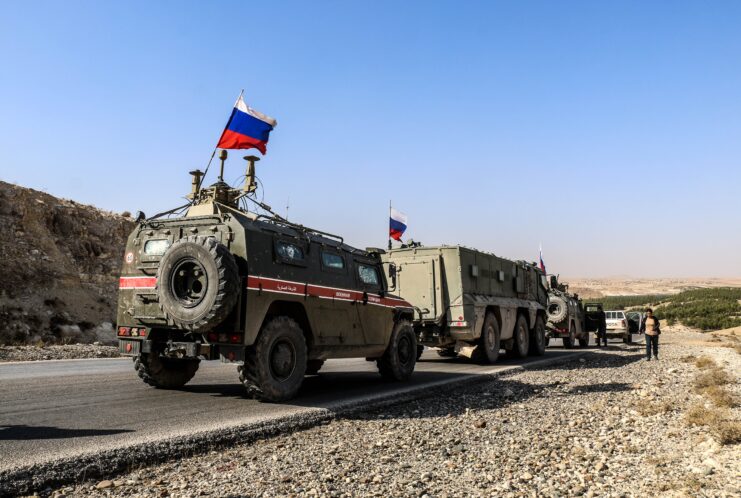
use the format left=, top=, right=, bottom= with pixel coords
left=156, top=235, right=239, bottom=331
left=547, top=295, right=568, bottom=323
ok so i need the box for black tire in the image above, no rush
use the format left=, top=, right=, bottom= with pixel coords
left=547, top=295, right=568, bottom=323
left=437, top=348, right=457, bottom=358
left=156, top=236, right=239, bottom=331
left=306, top=359, right=325, bottom=375
left=562, top=323, right=576, bottom=349
left=416, top=345, right=425, bottom=361
left=579, top=330, right=590, bottom=348
left=529, top=315, right=546, bottom=356
left=472, top=312, right=501, bottom=364
left=239, top=316, right=307, bottom=402
left=511, top=314, right=530, bottom=358
left=377, top=320, right=416, bottom=381
left=134, top=353, right=199, bottom=389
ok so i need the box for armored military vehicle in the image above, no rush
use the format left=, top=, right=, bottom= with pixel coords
left=545, top=276, right=589, bottom=348
left=116, top=152, right=416, bottom=402
left=382, top=245, right=548, bottom=363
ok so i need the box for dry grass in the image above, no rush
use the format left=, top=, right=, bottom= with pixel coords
left=694, top=356, right=717, bottom=369
left=712, top=419, right=741, bottom=445
left=701, top=385, right=738, bottom=408
left=634, top=398, right=675, bottom=416
left=685, top=403, right=741, bottom=446
left=679, top=355, right=696, bottom=363
left=685, top=403, right=723, bottom=426
left=693, top=368, right=733, bottom=390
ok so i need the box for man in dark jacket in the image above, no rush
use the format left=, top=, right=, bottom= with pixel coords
left=597, top=305, right=607, bottom=347
left=639, top=308, right=661, bottom=360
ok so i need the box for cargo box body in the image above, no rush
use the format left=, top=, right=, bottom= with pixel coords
left=383, top=246, right=547, bottom=352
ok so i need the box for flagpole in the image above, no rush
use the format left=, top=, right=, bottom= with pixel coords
left=196, top=90, right=245, bottom=195
left=388, top=200, right=392, bottom=251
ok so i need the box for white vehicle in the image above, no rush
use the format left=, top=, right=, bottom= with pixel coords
left=603, top=310, right=639, bottom=343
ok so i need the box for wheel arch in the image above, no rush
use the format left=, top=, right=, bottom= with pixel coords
left=260, top=300, right=314, bottom=350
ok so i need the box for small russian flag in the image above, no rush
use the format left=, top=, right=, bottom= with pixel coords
left=389, top=208, right=408, bottom=241
left=539, top=245, right=546, bottom=273
left=217, top=95, right=277, bottom=154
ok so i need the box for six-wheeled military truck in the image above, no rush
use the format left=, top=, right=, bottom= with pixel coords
left=382, top=245, right=548, bottom=363
left=116, top=154, right=416, bottom=402
left=545, top=275, right=590, bottom=348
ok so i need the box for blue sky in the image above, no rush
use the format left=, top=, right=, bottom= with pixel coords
left=1, top=1, right=740, bottom=277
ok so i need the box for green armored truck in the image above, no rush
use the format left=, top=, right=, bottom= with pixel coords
left=116, top=153, right=416, bottom=402
left=382, top=245, right=548, bottom=363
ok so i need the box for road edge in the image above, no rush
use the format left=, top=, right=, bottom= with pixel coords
left=0, top=352, right=587, bottom=496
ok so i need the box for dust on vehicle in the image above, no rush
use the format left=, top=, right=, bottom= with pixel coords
left=116, top=152, right=416, bottom=402
left=382, top=243, right=548, bottom=363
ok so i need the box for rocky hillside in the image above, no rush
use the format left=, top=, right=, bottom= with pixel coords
left=0, top=181, right=134, bottom=344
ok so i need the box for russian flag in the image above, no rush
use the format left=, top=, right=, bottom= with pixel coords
left=389, top=208, right=408, bottom=241
left=217, top=95, right=277, bottom=154
left=539, top=245, right=546, bottom=273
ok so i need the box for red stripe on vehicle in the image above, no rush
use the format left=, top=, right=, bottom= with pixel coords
left=119, top=276, right=157, bottom=289
left=246, top=275, right=412, bottom=309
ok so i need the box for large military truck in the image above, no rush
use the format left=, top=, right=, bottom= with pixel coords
left=382, top=245, right=548, bottom=363
left=545, top=276, right=590, bottom=348
left=116, top=153, right=416, bottom=402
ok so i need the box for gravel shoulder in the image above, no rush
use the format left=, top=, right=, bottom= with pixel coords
left=0, top=344, right=119, bottom=362
left=41, top=330, right=740, bottom=498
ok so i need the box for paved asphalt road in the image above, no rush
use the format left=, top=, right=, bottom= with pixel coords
left=0, top=347, right=586, bottom=473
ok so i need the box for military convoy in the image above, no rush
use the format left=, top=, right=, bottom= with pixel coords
left=382, top=245, right=548, bottom=362
left=116, top=152, right=608, bottom=402
left=116, top=153, right=416, bottom=402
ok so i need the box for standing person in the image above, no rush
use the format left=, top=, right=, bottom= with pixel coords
left=597, top=305, right=608, bottom=347
left=640, top=308, right=661, bottom=360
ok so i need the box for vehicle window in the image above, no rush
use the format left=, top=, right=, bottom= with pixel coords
left=358, top=264, right=380, bottom=286
left=144, top=239, right=170, bottom=256
left=607, top=312, right=614, bottom=319
left=321, top=251, right=344, bottom=269
left=617, top=312, right=625, bottom=319
left=276, top=241, right=304, bottom=263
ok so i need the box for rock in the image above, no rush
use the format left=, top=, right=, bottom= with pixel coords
left=474, top=419, right=487, bottom=429
left=96, top=480, right=113, bottom=489
left=521, top=472, right=533, bottom=481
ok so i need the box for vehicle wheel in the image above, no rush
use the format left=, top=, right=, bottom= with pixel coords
left=134, top=353, right=200, bottom=389
left=579, top=331, right=590, bottom=348
left=547, top=295, right=568, bottom=323
left=377, top=320, right=416, bottom=381
left=416, top=345, right=424, bottom=361
left=474, top=312, right=501, bottom=364
left=306, top=359, right=325, bottom=375
left=437, top=348, right=457, bottom=358
left=529, top=315, right=546, bottom=356
left=239, top=316, right=307, bottom=402
left=623, top=334, right=632, bottom=344
left=511, top=314, right=530, bottom=358
left=156, top=235, right=240, bottom=331
left=562, top=323, right=576, bottom=349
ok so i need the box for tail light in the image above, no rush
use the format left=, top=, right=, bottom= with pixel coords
left=207, top=332, right=218, bottom=342
left=229, top=334, right=242, bottom=344
left=621, top=320, right=626, bottom=327
left=117, top=326, right=146, bottom=337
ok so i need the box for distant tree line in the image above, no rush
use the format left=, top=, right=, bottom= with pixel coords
left=589, top=288, right=741, bottom=331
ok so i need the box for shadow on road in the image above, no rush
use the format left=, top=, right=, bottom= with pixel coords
left=0, top=425, right=134, bottom=441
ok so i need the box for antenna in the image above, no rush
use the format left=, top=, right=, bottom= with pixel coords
left=286, top=196, right=290, bottom=221
left=218, top=150, right=228, bottom=182
left=242, top=155, right=260, bottom=193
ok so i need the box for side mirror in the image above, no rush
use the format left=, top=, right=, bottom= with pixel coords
left=387, top=263, right=398, bottom=291
left=549, top=275, right=558, bottom=289
left=135, top=211, right=146, bottom=222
